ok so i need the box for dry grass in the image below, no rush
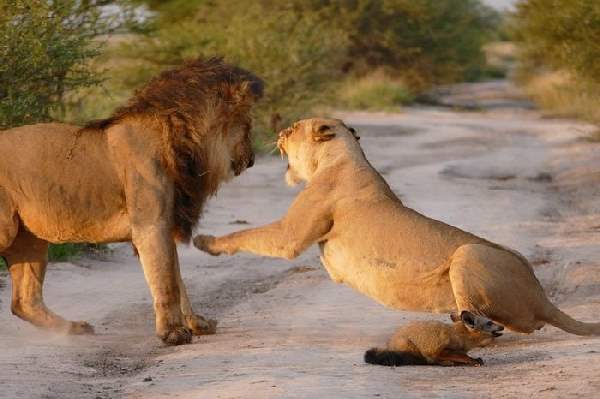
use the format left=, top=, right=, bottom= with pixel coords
left=523, top=71, right=600, bottom=123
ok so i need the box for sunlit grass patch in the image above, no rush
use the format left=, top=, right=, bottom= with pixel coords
left=337, top=72, right=415, bottom=111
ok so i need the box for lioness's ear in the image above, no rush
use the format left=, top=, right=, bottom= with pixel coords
left=348, top=126, right=360, bottom=141
left=312, top=123, right=336, bottom=142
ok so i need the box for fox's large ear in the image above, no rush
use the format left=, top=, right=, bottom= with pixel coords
left=460, top=310, right=476, bottom=328
left=312, top=123, right=336, bottom=142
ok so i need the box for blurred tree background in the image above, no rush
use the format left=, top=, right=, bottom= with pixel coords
left=511, top=0, right=600, bottom=122
left=69, top=0, right=501, bottom=141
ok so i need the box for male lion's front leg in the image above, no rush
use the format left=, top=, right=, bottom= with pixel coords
left=133, top=226, right=191, bottom=345
left=174, top=255, right=217, bottom=335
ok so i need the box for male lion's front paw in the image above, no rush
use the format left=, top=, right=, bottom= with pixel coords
left=160, top=326, right=193, bottom=346
left=185, top=314, right=218, bottom=336
left=193, top=234, right=222, bottom=256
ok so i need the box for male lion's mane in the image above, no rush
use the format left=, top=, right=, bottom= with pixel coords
left=84, top=57, right=263, bottom=242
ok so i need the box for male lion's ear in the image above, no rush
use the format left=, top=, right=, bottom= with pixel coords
left=232, top=80, right=263, bottom=106
left=312, top=124, right=336, bottom=142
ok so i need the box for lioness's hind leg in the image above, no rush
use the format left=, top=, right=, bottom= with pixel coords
left=449, top=244, right=545, bottom=333
left=5, top=230, right=93, bottom=334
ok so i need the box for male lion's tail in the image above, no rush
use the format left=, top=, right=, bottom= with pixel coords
left=545, top=305, right=600, bottom=336
left=364, top=348, right=428, bottom=366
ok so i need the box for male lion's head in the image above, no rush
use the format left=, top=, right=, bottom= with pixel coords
left=277, top=118, right=360, bottom=186
left=84, top=57, right=264, bottom=242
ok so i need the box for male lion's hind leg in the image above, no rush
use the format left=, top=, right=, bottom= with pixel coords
left=449, top=244, right=544, bottom=334
left=5, top=230, right=93, bottom=334
left=175, top=257, right=217, bottom=336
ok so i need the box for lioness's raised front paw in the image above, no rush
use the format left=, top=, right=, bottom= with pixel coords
left=193, top=234, right=222, bottom=256
left=67, top=320, right=95, bottom=335
left=160, top=326, right=193, bottom=346
left=185, top=314, right=218, bottom=336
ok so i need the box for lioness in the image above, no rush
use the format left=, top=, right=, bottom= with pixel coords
left=0, top=57, right=263, bottom=345
left=194, top=118, right=600, bottom=336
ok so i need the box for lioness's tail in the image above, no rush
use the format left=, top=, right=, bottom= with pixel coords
left=545, top=305, right=600, bottom=336
left=364, top=348, right=428, bottom=366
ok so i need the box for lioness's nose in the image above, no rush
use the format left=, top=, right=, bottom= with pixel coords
left=247, top=154, right=255, bottom=168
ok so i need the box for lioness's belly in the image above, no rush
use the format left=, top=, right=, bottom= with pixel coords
left=318, top=203, right=479, bottom=313
left=320, top=239, right=456, bottom=313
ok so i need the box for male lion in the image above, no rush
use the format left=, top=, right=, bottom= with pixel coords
left=0, top=57, right=263, bottom=345
left=194, top=118, right=600, bottom=336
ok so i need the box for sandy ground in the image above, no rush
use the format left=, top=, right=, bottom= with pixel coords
left=1, top=80, right=600, bottom=398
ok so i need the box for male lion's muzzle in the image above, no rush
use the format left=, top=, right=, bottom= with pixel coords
left=232, top=152, right=255, bottom=176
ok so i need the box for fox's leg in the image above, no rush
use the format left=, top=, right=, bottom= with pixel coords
left=435, top=350, right=483, bottom=366
left=449, top=244, right=546, bottom=333
left=5, top=229, right=93, bottom=334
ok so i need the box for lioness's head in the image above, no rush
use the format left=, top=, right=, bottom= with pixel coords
left=277, top=118, right=360, bottom=186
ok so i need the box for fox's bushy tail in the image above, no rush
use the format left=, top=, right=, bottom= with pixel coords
left=364, top=348, right=428, bottom=366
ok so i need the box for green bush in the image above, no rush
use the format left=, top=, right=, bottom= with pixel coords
left=283, top=0, right=499, bottom=87
left=512, top=0, right=600, bottom=123
left=0, top=0, right=114, bottom=128
left=513, top=0, right=600, bottom=83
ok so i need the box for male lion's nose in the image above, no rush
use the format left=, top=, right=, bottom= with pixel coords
left=247, top=154, right=255, bottom=168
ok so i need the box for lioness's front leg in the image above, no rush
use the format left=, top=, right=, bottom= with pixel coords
left=194, top=222, right=305, bottom=259
left=194, top=185, right=333, bottom=260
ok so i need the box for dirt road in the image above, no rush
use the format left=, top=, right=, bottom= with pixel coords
left=1, top=81, right=600, bottom=398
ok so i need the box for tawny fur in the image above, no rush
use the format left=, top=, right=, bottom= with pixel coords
left=365, top=318, right=496, bottom=367
left=194, top=118, right=600, bottom=337
left=0, top=57, right=262, bottom=345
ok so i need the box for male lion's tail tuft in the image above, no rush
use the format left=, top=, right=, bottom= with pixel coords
left=364, top=348, right=428, bottom=366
